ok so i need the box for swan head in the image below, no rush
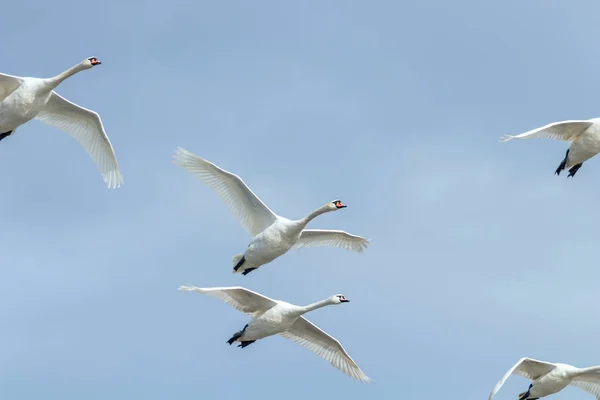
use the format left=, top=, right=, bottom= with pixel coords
left=331, top=294, right=350, bottom=304
left=82, top=57, right=102, bottom=69
left=329, top=200, right=347, bottom=210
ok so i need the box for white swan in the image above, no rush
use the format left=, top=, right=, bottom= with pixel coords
left=489, top=357, right=600, bottom=400
left=500, top=118, right=600, bottom=178
left=173, top=147, right=369, bottom=275
left=178, top=285, right=371, bottom=383
left=0, top=57, right=123, bottom=189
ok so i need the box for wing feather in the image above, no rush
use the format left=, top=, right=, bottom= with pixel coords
left=293, top=229, right=369, bottom=253
left=35, top=92, right=123, bottom=189
left=280, top=316, right=371, bottom=383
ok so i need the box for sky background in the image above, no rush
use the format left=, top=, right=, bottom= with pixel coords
left=2, top=0, right=600, bottom=399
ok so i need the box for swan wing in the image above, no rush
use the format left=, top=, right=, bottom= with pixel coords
left=293, top=229, right=369, bottom=253
left=178, top=286, right=277, bottom=317
left=499, top=120, right=592, bottom=143
left=489, top=357, right=557, bottom=400
left=173, top=147, right=278, bottom=236
left=280, top=316, right=371, bottom=383
left=0, top=72, right=23, bottom=102
left=35, top=92, right=123, bottom=189
left=570, top=370, right=600, bottom=399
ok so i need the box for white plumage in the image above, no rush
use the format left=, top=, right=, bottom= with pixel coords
left=179, top=285, right=371, bottom=383
left=489, top=357, right=600, bottom=400
left=500, top=118, right=600, bottom=177
left=173, top=147, right=369, bottom=275
left=0, top=57, right=123, bottom=189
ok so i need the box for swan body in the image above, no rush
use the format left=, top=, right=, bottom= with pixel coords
left=0, top=57, right=123, bottom=189
left=173, top=147, right=369, bottom=275
left=489, top=357, right=600, bottom=400
left=500, top=118, right=600, bottom=178
left=178, top=285, right=371, bottom=383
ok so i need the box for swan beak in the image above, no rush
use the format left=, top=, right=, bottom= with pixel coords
left=91, top=58, right=102, bottom=65
left=340, top=298, right=350, bottom=303
left=335, top=201, right=347, bottom=209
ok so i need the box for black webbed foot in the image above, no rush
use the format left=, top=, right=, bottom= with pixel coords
left=241, top=268, right=257, bottom=276
left=237, top=340, right=255, bottom=348
left=555, top=149, right=570, bottom=175
left=568, top=163, right=583, bottom=178
left=226, top=324, right=249, bottom=345
left=233, top=256, right=246, bottom=272
left=0, top=131, right=13, bottom=142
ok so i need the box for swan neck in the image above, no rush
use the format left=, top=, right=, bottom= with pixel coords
left=301, top=205, right=330, bottom=225
left=47, top=63, right=85, bottom=88
left=298, top=299, right=333, bottom=314
left=575, top=366, right=600, bottom=376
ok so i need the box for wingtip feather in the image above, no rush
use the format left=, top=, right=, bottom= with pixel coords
left=178, top=285, right=202, bottom=292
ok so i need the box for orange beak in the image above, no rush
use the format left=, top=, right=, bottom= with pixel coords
left=336, top=201, right=347, bottom=208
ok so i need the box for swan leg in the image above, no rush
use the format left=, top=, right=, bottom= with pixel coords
left=555, top=149, right=569, bottom=175
left=0, top=131, right=13, bottom=142
left=567, top=162, right=583, bottom=178
left=518, top=384, right=533, bottom=400
left=518, top=392, right=529, bottom=400
left=237, top=340, right=256, bottom=348
left=226, top=324, right=248, bottom=345
left=241, top=268, right=257, bottom=276
left=233, top=256, right=246, bottom=272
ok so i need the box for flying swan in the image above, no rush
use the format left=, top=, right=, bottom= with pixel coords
left=500, top=118, right=600, bottom=178
left=0, top=57, right=123, bottom=189
left=173, top=147, right=369, bottom=275
left=489, top=357, right=600, bottom=400
left=178, top=285, right=371, bottom=383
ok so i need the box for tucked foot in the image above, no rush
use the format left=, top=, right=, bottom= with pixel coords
left=241, top=268, right=257, bottom=276
left=555, top=149, right=569, bottom=176
left=237, top=340, right=256, bottom=348
left=568, top=163, right=583, bottom=178
left=226, top=324, right=248, bottom=345
left=233, top=256, right=246, bottom=272
left=0, top=131, right=13, bottom=142
left=518, top=384, right=533, bottom=400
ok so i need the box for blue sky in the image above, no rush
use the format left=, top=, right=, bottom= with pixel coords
left=2, top=0, right=600, bottom=399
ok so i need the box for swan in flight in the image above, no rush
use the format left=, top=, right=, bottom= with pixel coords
left=489, top=357, right=600, bottom=400
left=173, top=147, right=369, bottom=275
left=0, top=57, right=123, bottom=189
left=500, top=118, right=600, bottom=178
left=178, top=285, right=371, bottom=383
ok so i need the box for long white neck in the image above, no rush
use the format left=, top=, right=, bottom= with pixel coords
left=296, top=298, right=334, bottom=315
left=46, top=63, right=87, bottom=89
left=574, top=366, right=600, bottom=376
left=299, top=204, right=332, bottom=226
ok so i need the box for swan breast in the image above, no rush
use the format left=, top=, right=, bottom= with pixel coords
left=0, top=81, right=51, bottom=130
left=243, top=305, right=298, bottom=340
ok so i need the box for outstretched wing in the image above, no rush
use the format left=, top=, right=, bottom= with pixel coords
left=35, top=92, right=123, bottom=189
left=570, top=370, right=600, bottom=399
left=489, top=357, right=557, bottom=400
left=173, top=147, right=278, bottom=236
left=280, top=316, right=371, bottom=383
left=500, top=120, right=592, bottom=143
left=294, top=229, right=369, bottom=253
left=178, top=286, right=278, bottom=318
